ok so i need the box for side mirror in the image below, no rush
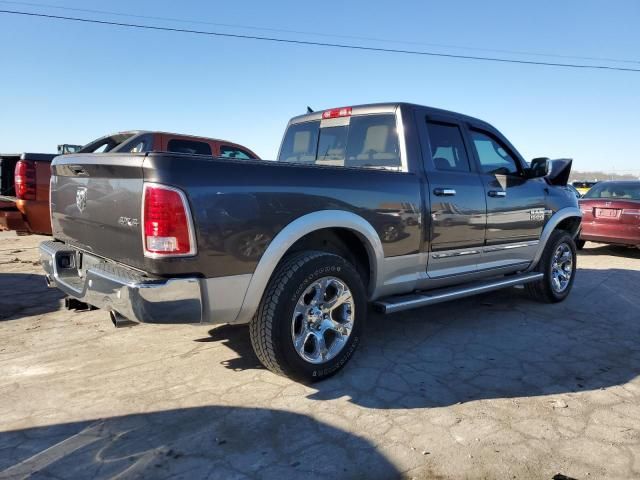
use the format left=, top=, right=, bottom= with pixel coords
left=528, top=157, right=549, bottom=178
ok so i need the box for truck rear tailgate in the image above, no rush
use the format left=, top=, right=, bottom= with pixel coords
left=51, top=154, right=146, bottom=269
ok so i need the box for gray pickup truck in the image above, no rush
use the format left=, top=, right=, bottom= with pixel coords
left=40, top=103, right=581, bottom=381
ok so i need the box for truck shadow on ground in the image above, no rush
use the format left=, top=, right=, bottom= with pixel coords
left=0, top=406, right=399, bottom=479
left=0, top=273, right=64, bottom=321
left=203, top=267, right=640, bottom=409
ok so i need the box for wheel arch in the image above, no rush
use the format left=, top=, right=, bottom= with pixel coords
left=233, top=210, right=384, bottom=324
left=527, top=207, right=582, bottom=271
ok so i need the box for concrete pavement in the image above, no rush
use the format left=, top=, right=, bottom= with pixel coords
left=1, top=232, right=639, bottom=479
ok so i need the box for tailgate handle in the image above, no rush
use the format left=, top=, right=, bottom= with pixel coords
left=69, top=165, right=88, bottom=176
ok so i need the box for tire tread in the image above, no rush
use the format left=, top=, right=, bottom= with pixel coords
left=250, top=251, right=327, bottom=378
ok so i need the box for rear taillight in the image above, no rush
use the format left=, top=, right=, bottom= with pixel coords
left=142, top=183, right=195, bottom=257
left=14, top=160, right=36, bottom=200
left=322, top=107, right=352, bottom=119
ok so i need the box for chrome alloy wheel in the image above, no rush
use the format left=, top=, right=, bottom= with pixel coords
left=291, top=276, right=354, bottom=364
left=551, top=243, right=573, bottom=293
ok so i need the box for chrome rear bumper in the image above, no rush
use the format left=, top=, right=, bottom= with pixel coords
left=40, top=241, right=203, bottom=324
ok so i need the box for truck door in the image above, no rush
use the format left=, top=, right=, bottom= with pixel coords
left=466, top=125, right=547, bottom=270
left=418, top=112, right=486, bottom=278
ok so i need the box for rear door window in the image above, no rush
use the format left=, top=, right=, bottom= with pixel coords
left=167, top=139, right=212, bottom=156
left=426, top=122, right=470, bottom=172
left=278, top=115, right=401, bottom=170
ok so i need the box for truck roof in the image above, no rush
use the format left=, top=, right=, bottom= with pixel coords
left=288, top=102, right=492, bottom=128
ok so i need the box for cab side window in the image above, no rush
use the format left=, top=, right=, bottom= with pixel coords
left=426, top=121, right=470, bottom=172
left=471, top=130, right=520, bottom=175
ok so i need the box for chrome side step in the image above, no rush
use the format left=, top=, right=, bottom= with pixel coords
left=373, top=272, right=543, bottom=314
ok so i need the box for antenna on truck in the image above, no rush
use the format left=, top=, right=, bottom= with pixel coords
left=306, top=106, right=314, bottom=113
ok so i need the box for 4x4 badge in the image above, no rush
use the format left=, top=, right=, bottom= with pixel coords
left=76, top=187, right=87, bottom=213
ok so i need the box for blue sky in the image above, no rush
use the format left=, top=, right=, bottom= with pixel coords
left=0, top=0, right=638, bottom=172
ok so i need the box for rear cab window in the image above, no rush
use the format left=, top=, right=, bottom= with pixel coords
left=167, top=139, right=212, bottom=156
left=79, top=133, right=136, bottom=153
left=219, top=145, right=255, bottom=160
left=278, top=114, right=402, bottom=171
left=114, top=133, right=154, bottom=153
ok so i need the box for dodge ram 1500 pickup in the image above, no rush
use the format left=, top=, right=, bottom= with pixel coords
left=40, top=103, right=581, bottom=381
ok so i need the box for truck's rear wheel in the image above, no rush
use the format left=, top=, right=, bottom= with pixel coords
left=526, top=230, right=577, bottom=303
left=250, top=251, right=366, bottom=382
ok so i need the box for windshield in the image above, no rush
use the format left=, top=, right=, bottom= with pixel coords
left=582, top=182, right=640, bottom=200
left=78, top=133, right=136, bottom=153
left=278, top=114, right=401, bottom=170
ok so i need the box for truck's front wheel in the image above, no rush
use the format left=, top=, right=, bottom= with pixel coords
left=526, top=230, right=577, bottom=303
left=250, top=251, right=366, bottom=382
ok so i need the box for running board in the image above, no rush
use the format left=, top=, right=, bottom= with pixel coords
left=373, top=272, right=543, bottom=314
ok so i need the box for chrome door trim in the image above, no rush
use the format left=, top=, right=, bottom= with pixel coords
left=431, top=249, right=481, bottom=259
left=482, top=240, right=539, bottom=253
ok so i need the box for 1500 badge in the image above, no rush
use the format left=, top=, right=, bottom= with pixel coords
left=530, top=208, right=547, bottom=221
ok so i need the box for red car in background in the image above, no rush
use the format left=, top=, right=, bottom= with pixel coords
left=578, top=181, right=640, bottom=249
left=0, top=131, right=260, bottom=235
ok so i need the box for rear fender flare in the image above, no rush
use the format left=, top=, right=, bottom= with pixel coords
left=233, top=210, right=384, bottom=324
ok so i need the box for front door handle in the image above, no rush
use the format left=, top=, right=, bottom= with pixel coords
left=488, top=190, right=506, bottom=198
left=433, top=188, right=456, bottom=196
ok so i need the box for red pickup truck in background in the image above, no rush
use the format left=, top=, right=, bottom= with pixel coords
left=0, top=131, right=260, bottom=235
left=0, top=153, right=56, bottom=234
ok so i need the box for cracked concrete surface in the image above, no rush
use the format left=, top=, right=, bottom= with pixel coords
left=0, top=232, right=639, bottom=479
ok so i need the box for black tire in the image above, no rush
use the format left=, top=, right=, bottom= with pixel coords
left=525, top=230, right=577, bottom=303
left=250, top=251, right=367, bottom=382
left=576, top=239, right=585, bottom=250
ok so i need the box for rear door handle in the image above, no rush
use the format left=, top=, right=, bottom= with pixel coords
left=433, top=188, right=456, bottom=196
left=488, top=190, right=506, bottom=198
